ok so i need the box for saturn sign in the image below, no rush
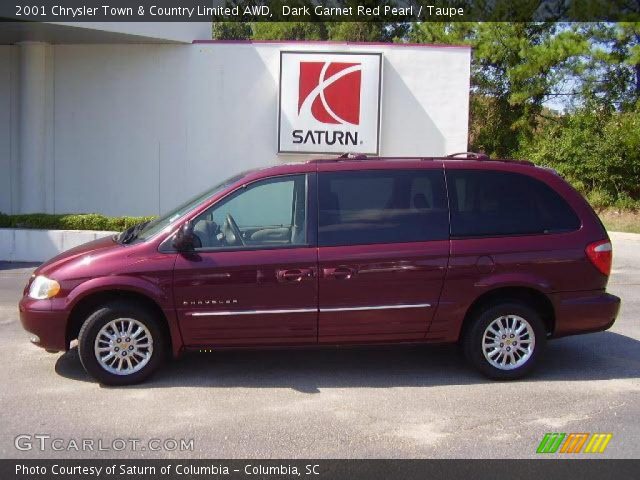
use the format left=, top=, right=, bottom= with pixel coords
left=278, top=51, right=382, bottom=155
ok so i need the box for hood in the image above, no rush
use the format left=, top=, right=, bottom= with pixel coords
left=36, top=235, right=121, bottom=277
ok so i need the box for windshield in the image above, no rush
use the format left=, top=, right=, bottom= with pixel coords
left=118, top=170, right=253, bottom=244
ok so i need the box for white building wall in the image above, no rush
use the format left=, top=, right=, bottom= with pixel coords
left=0, top=46, right=18, bottom=214
left=2, top=42, right=470, bottom=217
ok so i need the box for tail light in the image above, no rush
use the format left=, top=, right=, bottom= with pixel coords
left=586, top=240, right=612, bottom=276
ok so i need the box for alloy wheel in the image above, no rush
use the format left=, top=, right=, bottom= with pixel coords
left=481, top=314, right=535, bottom=370
left=93, top=318, right=154, bottom=376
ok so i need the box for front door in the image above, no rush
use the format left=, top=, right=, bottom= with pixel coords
left=174, top=173, right=318, bottom=346
left=316, top=166, right=450, bottom=342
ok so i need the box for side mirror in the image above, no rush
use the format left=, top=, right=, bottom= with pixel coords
left=173, top=221, right=195, bottom=251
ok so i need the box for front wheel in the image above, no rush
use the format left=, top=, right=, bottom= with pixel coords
left=77, top=301, right=165, bottom=385
left=463, top=302, right=546, bottom=380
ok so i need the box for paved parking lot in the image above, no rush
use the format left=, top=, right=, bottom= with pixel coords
left=1, top=232, right=638, bottom=459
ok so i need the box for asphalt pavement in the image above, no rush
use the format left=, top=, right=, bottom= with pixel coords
left=0, top=232, right=638, bottom=459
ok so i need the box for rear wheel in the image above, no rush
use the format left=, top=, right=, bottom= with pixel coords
left=77, top=300, right=165, bottom=385
left=463, top=302, right=546, bottom=380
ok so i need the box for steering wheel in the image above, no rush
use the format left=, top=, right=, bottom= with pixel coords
left=225, top=213, right=245, bottom=246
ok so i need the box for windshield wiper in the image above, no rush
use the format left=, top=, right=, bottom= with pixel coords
left=118, top=220, right=151, bottom=244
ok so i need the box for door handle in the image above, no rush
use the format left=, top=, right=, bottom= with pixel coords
left=277, top=268, right=314, bottom=283
left=323, top=267, right=355, bottom=280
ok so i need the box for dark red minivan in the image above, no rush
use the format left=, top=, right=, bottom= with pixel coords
left=19, top=155, right=621, bottom=385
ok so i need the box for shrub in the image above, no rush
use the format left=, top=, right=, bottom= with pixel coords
left=519, top=106, right=640, bottom=207
left=0, top=213, right=155, bottom=231
left=586, top=189, right=616, bottom=211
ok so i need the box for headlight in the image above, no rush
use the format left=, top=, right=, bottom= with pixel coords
left=28, top=276, right=61, bottom=300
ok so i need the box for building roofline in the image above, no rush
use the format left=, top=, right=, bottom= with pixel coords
left=192, top=39, right=471, bottom=50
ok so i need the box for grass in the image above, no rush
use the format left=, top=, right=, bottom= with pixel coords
left=597, top=208, right=640, bottom=234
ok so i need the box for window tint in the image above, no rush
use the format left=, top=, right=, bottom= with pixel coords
left=192, top=175, right=308, bottom=250
left=133, top=170, right=255, bottom=243
left=318, top=170, right=448, bottom=246
left=447, top=170, right=580, bottom=238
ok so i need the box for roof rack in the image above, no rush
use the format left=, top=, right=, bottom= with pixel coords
left=306, top=152, right=535, bottom=166
left=445, top=152, right=534, bottom=166
left=338, top=152, right=368, bottom=159
left=446, top=152, right=490, bottom=160
left=308, top=153, right=368, bottom=163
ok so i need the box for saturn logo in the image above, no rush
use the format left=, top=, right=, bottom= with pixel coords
left=298, top=62, right=362, bottom=125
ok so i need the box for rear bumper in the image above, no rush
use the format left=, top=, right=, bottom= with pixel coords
left=19, top=296, right=68, bottom=352
left=550, top=290, right=620, bottom=338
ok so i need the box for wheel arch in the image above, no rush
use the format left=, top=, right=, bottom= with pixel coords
left=459, top=286, right=555, bottom=341
left=66, top=289, right=175, bottom=358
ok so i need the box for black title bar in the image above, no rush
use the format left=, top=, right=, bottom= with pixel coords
left=2, top=0, right=640, bottom=22
left=2, top=459, right=640, bottom=480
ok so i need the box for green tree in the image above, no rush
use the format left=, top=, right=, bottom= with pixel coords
left=326, top=22, right=408, bottom=42
left=212, top=22, right=253, bottom=40
left=251, top=21, right=328, bottom=40
left=250, top=22, right=407, bottom=42
left=409, top=23, right=588, bottom=156
left=577, top=22, right=640, bottom=110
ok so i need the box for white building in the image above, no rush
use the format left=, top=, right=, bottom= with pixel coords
left=0, top=23, right=470, bottom=217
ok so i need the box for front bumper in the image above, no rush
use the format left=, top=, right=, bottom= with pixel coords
left=550, top=290, right=621, bottom=338
left=19, top=296, right=69, bottom=352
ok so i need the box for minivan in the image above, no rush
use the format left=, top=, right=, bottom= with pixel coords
left=19, top=154, right=621, bottom=385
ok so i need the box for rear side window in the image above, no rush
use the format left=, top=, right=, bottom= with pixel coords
left=446, top=170, right=580, bottom=238
left=318, top=169, right=448, bottom=246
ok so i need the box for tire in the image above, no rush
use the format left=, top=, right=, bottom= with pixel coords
left=463, top=302, right=546, bottom=380
left=77, top=300, right=165, bottom=385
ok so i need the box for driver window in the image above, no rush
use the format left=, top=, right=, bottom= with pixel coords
left=192, top=174, right=307, bottom=250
